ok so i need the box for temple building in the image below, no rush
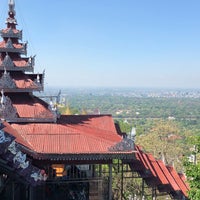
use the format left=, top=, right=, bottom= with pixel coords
left=0, top=1, right=189, bottom=200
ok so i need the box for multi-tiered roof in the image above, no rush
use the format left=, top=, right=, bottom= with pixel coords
left=0, top=0, right=134, bottom=161
left=0, top=0, right=56, bottom=123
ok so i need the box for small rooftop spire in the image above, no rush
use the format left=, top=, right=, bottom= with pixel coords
left=6, top=0, right=17, bottom=27
left=9, top=0, right=15, bottom=13
left=1, top=90, right=6, bottom=106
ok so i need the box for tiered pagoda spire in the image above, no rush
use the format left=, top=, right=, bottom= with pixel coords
left=0, top=0, right=57, bottom=122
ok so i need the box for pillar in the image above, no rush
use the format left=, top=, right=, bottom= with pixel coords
left=108, top=163, right=113, bottom=200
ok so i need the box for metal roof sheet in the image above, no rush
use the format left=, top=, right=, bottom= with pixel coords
left=11, top=115, right=126, bottom=155
left=133, top=145, right=188, bottom=197
left=157, top=160, right=180, bottom=191
left=167, top=166, right=189, bottom=196
left=10, top=94, right=54, bottom=119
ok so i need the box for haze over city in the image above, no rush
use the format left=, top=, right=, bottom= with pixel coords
left=1, top=0, right=200, bottom=89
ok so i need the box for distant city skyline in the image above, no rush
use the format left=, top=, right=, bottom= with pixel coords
left=1, top=0, right=200, bottom=89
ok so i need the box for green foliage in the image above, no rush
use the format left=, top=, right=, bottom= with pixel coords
left=58, top=105, right=79, bottom=115
left=184, top=136, right=200, bottom=200
left=114, top=119, right=131, bottom=134
left=135, top=119, right=189, bottom=171
left=64, top=94, right=200, bottom=120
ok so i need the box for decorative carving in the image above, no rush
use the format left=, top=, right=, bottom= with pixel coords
left=0, top=54, right=34, bottom=70
left=0, top=90, right=18, bottom=119
left=0, top=129, right=12, bottom=143
left=48, top=100, right=60, bottom=120
left=108, top=138, right=134, bottom=152
left=27, top=55, right=35, bottom=67
left=5, top=38, right=14, bottom=48
left=8, top=28, right=14, bottom=34
left=31, top=169, right=47, bottom=182
left=0, top=69, right=16, bottom=88
left=0, top=129, right=14, bottom=154
left=4, top=138, right=47, bottom=185
left=23, top=42, right=27, bottom=55
left=33, top=73, right=42, bottom=88
left=19, top=160, right=29, bottom=169
left=13, top=151, right=29, bottom=169
left=0, top=40, right=27, bottom=55
left=2, top=54, right=14, bottom=68
left=6, top=17, right=17, bottom=25
left=8, top=140, right=17, bottom=154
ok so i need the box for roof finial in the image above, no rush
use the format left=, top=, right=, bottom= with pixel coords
left=9, top=0, right=15, bottom=15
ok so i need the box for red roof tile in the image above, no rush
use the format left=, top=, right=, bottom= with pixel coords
left=133, top=145, right=189, bottom=198
left=134, top=145, right=150, bottom=171
left=167, top=166, right=189, bottom=197
left=11, top=115, right=130, bottom=155
left=137, top=147, right=157, bottom=177
left=10, top=94, right=54, bottom=119
left=156, top=160, right=180, bottom=191
left=0, top=73, right=41, bottom=89
left=179, top=173, right=190, bottom=191
left=147, top=154, right=169, bottom=185
left=0, top=41, right=23, bottom=49
left=12, top=73, right=42, bottom=89
left=0, top=57, right=29, bottom=67
left=2, top=121, right=33, bottom=149
left=58, top=115, right=121, bottom=142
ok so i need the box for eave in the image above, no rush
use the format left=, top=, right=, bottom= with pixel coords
left=1, top=88, right=43, bottom=93
left=0, top=66, right=33, bottom=72
left=6, top=117, right=56, bottom=123
left=28, top=151, right=136, bottom=162
left=0, top=28, right=22, bottom=40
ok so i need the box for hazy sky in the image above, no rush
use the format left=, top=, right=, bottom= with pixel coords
left=1, top=0, right=200, bottom=89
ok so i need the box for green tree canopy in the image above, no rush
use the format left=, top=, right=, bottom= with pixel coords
left=184, top=135, right=200, bottom=200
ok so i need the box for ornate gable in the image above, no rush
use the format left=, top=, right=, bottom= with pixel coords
left=5, top=38, right=14, bottom=48
left=0, top=70, right=16, bottom=88
left=2, top=54, right=14, bottom=68
left=108, top=138, right=134, bottom=152
left=0, top=90, right=17, bottom=119
left=7, top=28, right=22, bottom=40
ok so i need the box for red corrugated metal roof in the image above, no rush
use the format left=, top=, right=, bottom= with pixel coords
left=179, top=173, right=190, bottom=191
left=10, top=94, right=54, bottom=119
left=136, top=146, right=157, bottom=177
left=11, top=115, right=128, bottom=154
left=134, top=145, right=149, bottom=171
left=13, top=103, right=53, bottom=118
left=2, top=121, right=33, bottom=149
left=156, top=160, right=180, bottom=191
left=167, top=166, right=189, bottom=196
left=147, top=154, right=169, bottom=185
left=133, top=145, right=189, bottom=198
left=14, top=74, right=39, bottom=89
